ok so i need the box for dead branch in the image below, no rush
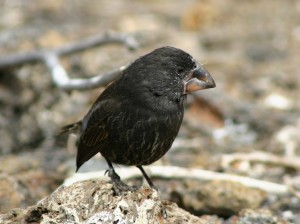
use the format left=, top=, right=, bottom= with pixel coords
left=0, top=32, right=138, bottom=69
left=221, top=151, right=300, bottom=170
left=0, top=32, right=138, bottom=90
left=44, top=53, right=127, bottom=90
left=63, top=165, right=289, bottom=195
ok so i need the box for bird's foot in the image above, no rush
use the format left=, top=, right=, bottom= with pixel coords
left=105, top=169, right=138, bottom=195
left=111, top=180, right=138, bottom=196
left=105, top=168, right=167, bottom=217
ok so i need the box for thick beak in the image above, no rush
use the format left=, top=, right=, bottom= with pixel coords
left=183, top=66, right=216, bottom=94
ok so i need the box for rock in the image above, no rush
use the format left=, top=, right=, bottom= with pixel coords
left=0, top=152, right=68, bottom=213
left=166, top=179, right=267, bottom=217
left=0, top=180, right=223, bottom=224
left=0, top=174, right=26, bottom=214
left=228, top=209, right=291, bottom=224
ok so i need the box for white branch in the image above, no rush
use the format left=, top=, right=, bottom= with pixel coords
left=0, top=32, right=138, bottom=90
left=221, top=151, right=300, bottom=170
left=0, top=32, right=138, bottom=69
left=63, top=165, right=289, bottom=195
left=43, top=53, right=127, bottom=90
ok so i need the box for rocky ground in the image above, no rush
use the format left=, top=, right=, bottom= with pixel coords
left=0, top=0, right=300, bottom=223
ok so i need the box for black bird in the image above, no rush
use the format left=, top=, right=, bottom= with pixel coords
left=63, top=46, right=216, bottom=193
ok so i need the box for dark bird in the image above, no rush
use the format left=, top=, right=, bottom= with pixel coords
left=62, top=46, right=216, bottom=193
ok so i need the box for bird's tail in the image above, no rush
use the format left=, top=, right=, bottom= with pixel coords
left=58, top=121, right=82, bottom=135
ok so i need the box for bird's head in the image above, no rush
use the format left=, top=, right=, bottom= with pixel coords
left=123, top=46, right=216, bottom=107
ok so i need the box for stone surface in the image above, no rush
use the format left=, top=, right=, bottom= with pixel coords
left=0, top=180, right=222, bottom=224
left=170, top=180, right=267, bottom=217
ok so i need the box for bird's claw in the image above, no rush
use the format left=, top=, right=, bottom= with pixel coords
left=105, top=168, right=138, bottom=195
left=105, top=168, right=121, bottom=181
left=112, top=180, right=138, bottom=196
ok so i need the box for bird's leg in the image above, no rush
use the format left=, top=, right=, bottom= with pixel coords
left=137, top=165, right=167, bottom=218
left=104, top=158, right=137, bottom=195
left=137, top=165, right=157, bottom=190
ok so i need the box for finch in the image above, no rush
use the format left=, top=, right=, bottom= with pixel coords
left=62, top=46, right=216, bottom=193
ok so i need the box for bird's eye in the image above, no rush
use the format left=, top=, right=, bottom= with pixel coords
left=177, top=68, right=184, bottom=73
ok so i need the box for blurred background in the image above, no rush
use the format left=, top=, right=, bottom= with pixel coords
left=0, top=0, right=300, bottom=222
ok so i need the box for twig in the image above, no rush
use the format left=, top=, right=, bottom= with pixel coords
left=43, top=53, right=127, bottom=90
left=63, top=165, right=289, bottom=195
left=0, top=32, right=138, bottom=90
left=221, top=151, right=300, bottom=170
left=0, top=32, right=138, bottom=69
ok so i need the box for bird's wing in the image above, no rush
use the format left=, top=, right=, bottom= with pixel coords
left=76, top=95, right=121, bottom=170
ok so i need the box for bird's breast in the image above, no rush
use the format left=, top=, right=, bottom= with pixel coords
left=102, top=106, right=183, bottom=166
